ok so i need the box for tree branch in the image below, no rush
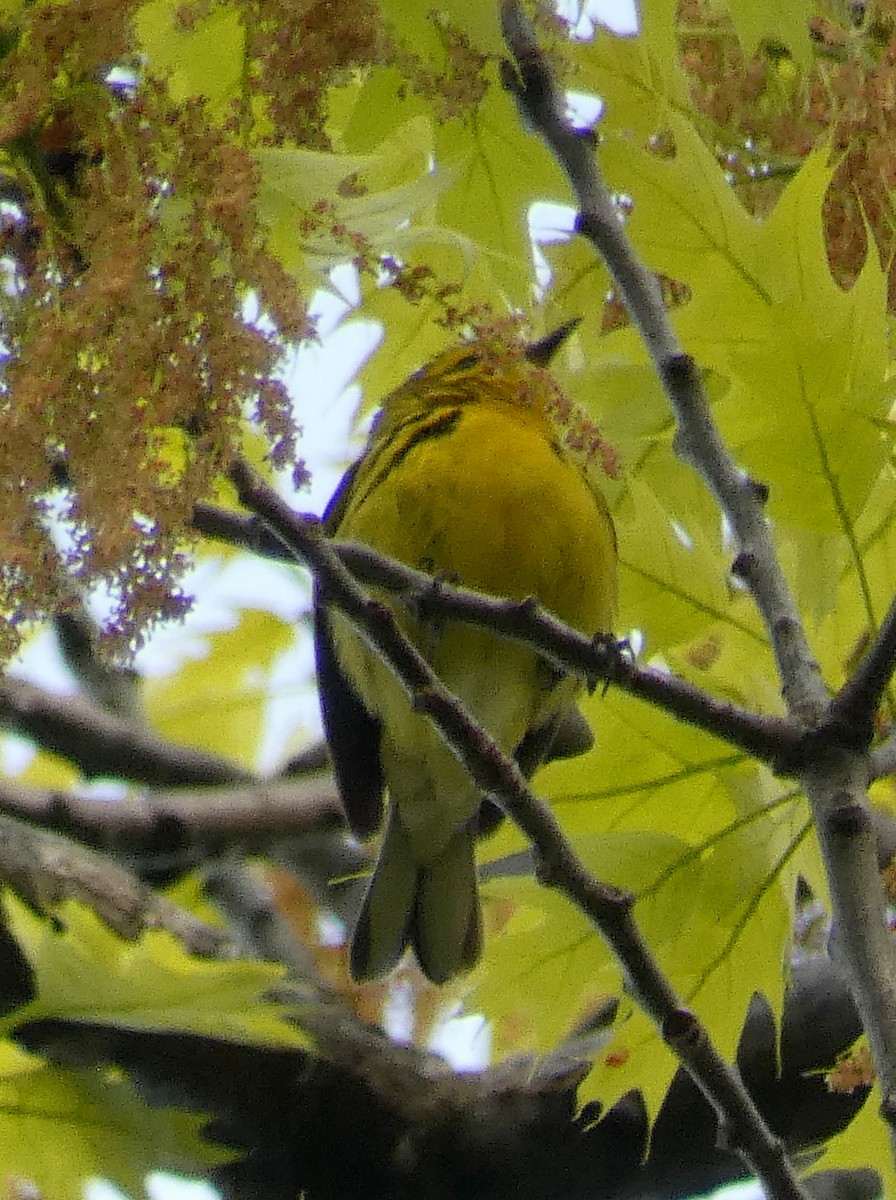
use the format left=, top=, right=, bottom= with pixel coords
left=0, top=774, right=343, bottom=861
left=194, top=499, right=805, bottom=768
left=0, top=698, right=872, bottom=1198
left=53, top=604, right=142, bottom=720
left=0, top=675, right=254, bottom=787
left=228, top=455, right=808, bottom=1200
left=828, top=592, right=896, bottom=748
left=500, top=5, right=818, bottom=716
left=499, top=0, right=896, bottom=1169
left=0, top=810, right=231, bottom=956
left=870, top=732, right=896, bottom=780
left=193, top=500, right=293, bottom=562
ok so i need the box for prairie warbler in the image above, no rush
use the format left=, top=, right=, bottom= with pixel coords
left=315, top=325, right=617, bottom=983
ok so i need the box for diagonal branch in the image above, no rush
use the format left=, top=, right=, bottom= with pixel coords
left=0, top=809, right=231, bottom=957
left=499, top=0, right=896, bottom=1170
left=229, top=455, right=808, bottom=1200
left=499, top=3, right=818, bottom=719
left=193, top=500, right=292, bottom=561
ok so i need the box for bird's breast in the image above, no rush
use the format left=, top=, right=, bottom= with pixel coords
left=339, top=401, right=616, bottom=637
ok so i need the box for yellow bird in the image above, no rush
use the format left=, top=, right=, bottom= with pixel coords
left=314, top=324, right=617, bottom=984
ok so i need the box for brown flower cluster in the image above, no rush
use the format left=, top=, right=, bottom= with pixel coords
left=392, top=13, right=490, bottom=122
left=241, top=0, right=386, bottom=149
left=0, top=0, right=393, bottom=662
left=680, top=0, right=896, bottom=307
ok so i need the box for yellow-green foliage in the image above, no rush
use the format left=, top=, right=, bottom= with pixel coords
left=1, top=0, right=895, bottom=1191
left=0, top=894, right=307, bottom=1198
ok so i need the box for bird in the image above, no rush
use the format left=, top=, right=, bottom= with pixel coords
left=314, top=322, right=617, bottom=984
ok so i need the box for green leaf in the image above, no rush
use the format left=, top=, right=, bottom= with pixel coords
left=143, top=607, right=295, bottom=769
left=598, top=123, right=891, bottom=628
left=254, top=115, right=443, bottom=280
left=721, top=0, right=815, bottom=70
left=600, top=111, right=765, bottom=306
left=540, top=237, right=612, bottom=335
left=475, top=683, right=804, bottom=1115
left=0, top=1042, right=217, bottom=1199
left=817, top=1082, right=892, bottom=1193
left=475, top=848, right=626, bottom=1061
left=576, top=0, right=690, bottom=140
left=510, top=690, right=756, bottom=849
left=433, top=81, right=567, bottom=298
left=328, top=65, right=431, bottom=155
left=817, top=458, right=896, bottom=683
left=716, top=152, right=890, bottom=532
left=376, top=0, right=505, bottom=58
left=2, top=895, right=307, bottom=1049
left=135, top=0, right=246, bottom=117
left=327, top=9, right=555, bottom=300
left=616, top=477, right=745, bottom=650
left=478, top=793, right=799, bottom=1120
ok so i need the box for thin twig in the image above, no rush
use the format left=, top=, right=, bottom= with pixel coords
left=828, top=592, right=896, bottom=747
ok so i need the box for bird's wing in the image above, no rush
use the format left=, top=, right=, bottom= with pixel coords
left=314, top=458, right=386, bottom=839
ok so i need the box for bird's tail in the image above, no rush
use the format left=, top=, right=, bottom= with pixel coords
left=350, top=810, right=482, bottom=985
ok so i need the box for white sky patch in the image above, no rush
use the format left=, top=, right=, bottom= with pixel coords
left=701, top=1182, right=765, bottom=1200
left=146, top=1175, right=220, bottom=1200
left=1, top=734, right=36, bottom=776
left=429, top=1010, right=492, bottom=1070
left=581, top=0, right=639, bottom=36
left=7, top=625, right=75, bottom=694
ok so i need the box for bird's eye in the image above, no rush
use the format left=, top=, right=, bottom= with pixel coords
left=450, top=354, right=479, bottom=374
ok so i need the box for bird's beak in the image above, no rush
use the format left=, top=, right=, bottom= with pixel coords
left=524, top=317, right=582, bottom=366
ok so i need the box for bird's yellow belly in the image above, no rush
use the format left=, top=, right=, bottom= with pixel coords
left=331, top=403, right=615, bottom=856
